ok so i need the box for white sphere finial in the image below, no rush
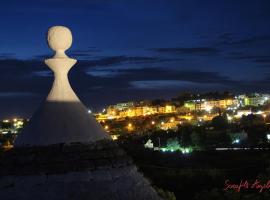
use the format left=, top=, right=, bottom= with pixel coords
left=47, top=26, right=72, bottom=58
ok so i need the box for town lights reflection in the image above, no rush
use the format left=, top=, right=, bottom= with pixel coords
left=160, top=147, right=192, bottom=154
left=216, top=147, right=269, bottom=151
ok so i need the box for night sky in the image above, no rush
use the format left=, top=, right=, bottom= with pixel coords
left=0, top=0, right=270, bottom=118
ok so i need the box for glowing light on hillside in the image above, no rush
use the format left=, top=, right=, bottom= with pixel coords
left=232, top=139, right=240, bottom=144
left=111, top=135, right=118, bottom=140
left=182, top=148, right=190, bottom=154
left=205, top=105, right=212, bottom=112
left=267, top=134, right=270, bottom=141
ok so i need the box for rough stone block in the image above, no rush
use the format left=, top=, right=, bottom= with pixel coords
left=92, top=170, right=112, bottom=181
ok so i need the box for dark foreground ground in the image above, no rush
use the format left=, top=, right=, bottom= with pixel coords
left=120, top=143, right=270, bottom=200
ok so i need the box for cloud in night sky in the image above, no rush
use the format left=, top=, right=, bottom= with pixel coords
left=129, top=80, right=226, bottom=90
left=228, top=53, right=270, bottom=65
left=82, top=56, right=158, bottom=66
left=0, top=57, right=268, bottom=94
left=0, top=92, right=36, bottom=97
left=0, top=53, right=16, bottom=59
left=151, top=47, right=220, bottom=55
left=218, top=35, right=270, bottom=46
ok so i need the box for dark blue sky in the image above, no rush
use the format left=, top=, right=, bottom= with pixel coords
left=0, top=0, right=270, bottom=118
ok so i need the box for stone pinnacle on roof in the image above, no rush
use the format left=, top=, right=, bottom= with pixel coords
left=15, top=26, right=109, bottom=147
left=47, top=26, right=72, bottom=59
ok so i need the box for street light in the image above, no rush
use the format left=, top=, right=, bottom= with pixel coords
left=263, top=114, right=267, bottom=122
left=205, top=105, right=212, bottom=113
left=267, top=134, right=270, bottom=141
left=232, top=139, right=240, bottom=144
left=127, top=123, right=133, bottom=132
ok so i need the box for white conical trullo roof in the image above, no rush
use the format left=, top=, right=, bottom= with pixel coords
left=15, top=26, right=109, bottom=146
left=2, top=26, right=163, bottom=200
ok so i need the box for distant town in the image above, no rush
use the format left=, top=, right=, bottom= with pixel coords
left=1, top=91, right=270, bottom=151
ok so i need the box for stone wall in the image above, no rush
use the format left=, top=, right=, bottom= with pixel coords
left=0, top=140, right=163, bottom=200
left=0, top=140, right=132, bottom=176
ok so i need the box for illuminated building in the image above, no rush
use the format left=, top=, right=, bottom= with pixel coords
left=143, top=106, right=158, bottom=115
left=106, top=106, right=118, bottom=118
left=144, top=139, right=154, bottom=149
left=134, top=106, right=144, bottom=116
left=111, top=134, right=119, bottom=140
left=104, top=102, right=175, bottom=119
left=157, top=106, right=165, bottom=113
left=114, top=102, right=134, bottom=111
left=160, top=120, right=180, bottom=130
left=236, top=93, right=270, bottom=107
left=236, top=109, right=252, bottom=118
left=95, top=113, right=107, bottom=121
left=179, top=115, right=193, bottom=121
left=0, top=118, right=24, bottom=134
left=165, top=105, right=176, bottom=113
left=184, top=98, right=238, bottom=111
left=184, top=99, right=206, bottom=111
left=244, top=94, right=269, bottom=106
